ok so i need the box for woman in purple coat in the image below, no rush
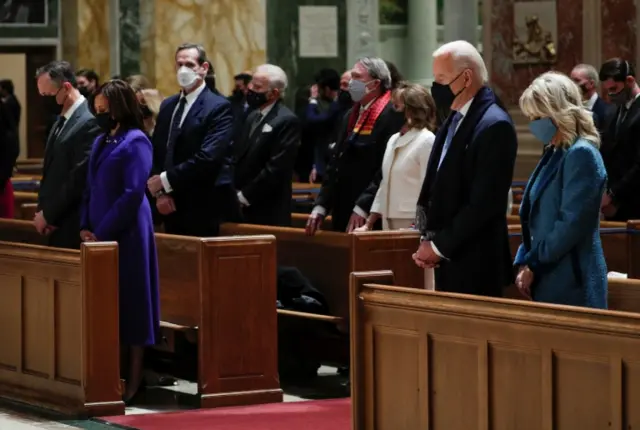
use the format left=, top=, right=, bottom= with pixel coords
left=80, top=80, right=160, bottom=404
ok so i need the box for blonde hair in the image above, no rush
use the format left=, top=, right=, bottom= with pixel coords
left=127, top=74, right=151, bottom=92
left=139, top=88, right=163, bottom=117
left=519, top=71, right=600, bottom=149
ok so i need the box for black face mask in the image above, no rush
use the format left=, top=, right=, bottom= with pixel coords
left=430, top=72, right=466, bottom=109
left=246, top=89, right=269, bottom=109
left=43, top=94, right=63, bottom=115
left=231, top=88, right=244, bottom=99
left=338, top=89, right=352, bottom=106
left=140, top=105, right=153, bottom=119
left=95, top=112, right=117, bottom=133
left=78, top=86, right=92, bottom=98
left=609, top=86, right=632, bottom=106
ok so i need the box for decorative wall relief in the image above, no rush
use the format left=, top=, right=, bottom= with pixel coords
left=512, top=1, right=557, bottom=64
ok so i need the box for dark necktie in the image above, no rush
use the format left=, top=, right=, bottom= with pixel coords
left=167, top=97, right=187, bottom=148
left=47, top=116, right=66, bottom=148
left=437, top=111, right=463, bottom=170
left=249, top=113, right=263, bottom=137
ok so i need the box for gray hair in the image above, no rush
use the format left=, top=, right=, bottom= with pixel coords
left=433, top=40, right=489, bottom=84
left=255, top=64, right=288, bottom=98
left=357, top=57, right=392, bottom=91
left=572, top=63, right=600, bottom=86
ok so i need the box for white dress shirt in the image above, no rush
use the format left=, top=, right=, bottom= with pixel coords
left=237, top=101, right=277, bottom=206
left=58, top=95, right=86, bottom=135
left=585, top=92, right=598, bottom=111
left=160, top=82, right=207, bottom=193
left=311, top=98, right=376, bottom=219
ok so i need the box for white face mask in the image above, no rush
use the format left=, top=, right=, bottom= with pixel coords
left=177, top=66, right=199, bottom=89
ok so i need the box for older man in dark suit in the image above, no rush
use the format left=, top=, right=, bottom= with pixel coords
left=233, top=64, right=300, bottom=226
left=570, top=63, right=612, bottom=133
left=147, top=43, right=237, bottom=236
left=305, top=57, right=404, bottom=235
left=35, top=61, right=100, bottom=249
left=413, top=41, right=517, bottom=297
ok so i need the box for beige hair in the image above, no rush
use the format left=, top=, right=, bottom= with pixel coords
left=126, top=74, right=151, bottom=92
left=139, top=88, right=163, bottom=116
left=519, top=71, right=600, bottom=149
left=395, top=82, right=437, bottom=132
left=433, top=40, right=489, bottom=84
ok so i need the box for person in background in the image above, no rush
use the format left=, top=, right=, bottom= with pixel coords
left=229, top=72, right=252, bottom=145
left=136, top=88, right=163, bottom=137
left=570, top=63, right=612, bottom=132
left=0, top=79, right=20, bottom=128
left=0, top=97, right=18, bottom=217
left=81, top=79, right=160, bottom=403
left=598, top=58, right=640, bottom=221
left=385, top=61, right=404, bottom=89
left=515, top=72, right=607, bottom=308
left=147, top=43, right=236, bottom=236
left=233, top=64, right=300, bottom=226
left=306, top=57, right=405, bottom=235
left=413, top=41, right=517, bottom=297
left=35, top=61, right=100, bottom=248
left=75, top=68, right=100, bottom=99
left=127, top=74, right=151, bottom=92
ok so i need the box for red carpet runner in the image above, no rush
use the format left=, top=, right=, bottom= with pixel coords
left=102, top=398, right=351, bottom=430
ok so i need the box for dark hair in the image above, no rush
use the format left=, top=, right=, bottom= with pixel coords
left=35, top=60, right=77, bottom=88
left=385, top=61, right=404, bottom=89
left=175, top=43, right=208, bottom=65
left=315, top=68, right=340, bottom=91
left=76, top=68, right=100, bottom=84
left=0, top=79, right=14, bottom=94
left=234, top=73, right=252, bottom=85
left=94, top=80, right=145, bottom=131
left=599, top=58, right=636, bottom=82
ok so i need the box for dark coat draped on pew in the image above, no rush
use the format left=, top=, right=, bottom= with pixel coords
left=416, top=87, right=517, bottom=296
left=515, top=141, right=607, bottom=308
left=80, top=128, right=160, bottom=346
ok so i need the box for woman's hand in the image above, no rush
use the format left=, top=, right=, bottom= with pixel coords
left=80, top=230, right=97, bottom=242
left=515, top=266, right=534, bottom=300
left=353, top=224, right=371, bottom=233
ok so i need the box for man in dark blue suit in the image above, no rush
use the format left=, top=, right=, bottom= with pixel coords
left=571, top=63, right=612, bottom=133
left=147, top=43, right=237, bottom=236
left=413, top=40, right=517, bottom=297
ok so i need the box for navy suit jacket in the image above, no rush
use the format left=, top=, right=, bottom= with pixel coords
left=416, top=86, right=517, bottom=296
left=515, top=140, right=607, bottom=308
left=592, top=96, right=612, bottom=133
left=151, top=86, right=234, bottom=230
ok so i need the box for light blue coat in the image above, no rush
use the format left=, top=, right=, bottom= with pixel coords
left=514, top=138, right=607, bottom=308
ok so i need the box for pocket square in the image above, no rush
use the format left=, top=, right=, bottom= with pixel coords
left=262, top=123, right=273, bottom=133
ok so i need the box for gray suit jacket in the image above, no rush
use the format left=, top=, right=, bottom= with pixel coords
left=38, top=99, right=100, bottom=249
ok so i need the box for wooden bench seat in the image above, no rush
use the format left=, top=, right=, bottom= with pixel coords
left=0, top=241, right=122, bottom=417
left=0, top=219, right=282, bottom=409
left=350, top=270, right=640, bottom=429
left=13, top=191, right=38, bottom=219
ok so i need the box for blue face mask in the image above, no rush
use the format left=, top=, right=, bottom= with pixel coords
left=528, top=117, right=557, bottom=144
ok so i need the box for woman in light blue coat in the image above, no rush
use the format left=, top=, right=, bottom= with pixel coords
left=515, top=71, right=607, bottom=309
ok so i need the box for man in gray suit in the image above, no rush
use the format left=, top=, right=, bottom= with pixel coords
left=35, top=61, right=100, bottom=249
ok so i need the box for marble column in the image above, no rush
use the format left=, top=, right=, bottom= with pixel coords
left=347, top=0, right=380, bottom=67
left=443, top=0, right=478, bottom=46
left=60, top=0, right=110, bottom=78
left=140, top=0, right=266, bottom=97
left=407, top=0, right=437, bottom=86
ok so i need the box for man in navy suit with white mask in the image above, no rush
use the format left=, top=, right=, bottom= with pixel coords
left=147, top=43, right=237, bottom=236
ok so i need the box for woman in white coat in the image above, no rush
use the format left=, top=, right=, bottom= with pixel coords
left=357, top=83, right=436, bottom=230
left=356, top=83, right=437, bottom=288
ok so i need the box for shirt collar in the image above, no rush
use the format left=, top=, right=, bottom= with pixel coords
left=260, top=101, right=277, bottom=117
left=63, top=95, right=86, bottom=120
left=182, top=81, right=206, bottom=104
left=627, top=92, right=640, bottom=110
left=360, top=98, right=376, bottom=112
left=456, top=97, right=474, bottom=118
left=585, top=92, right=598, bottom=110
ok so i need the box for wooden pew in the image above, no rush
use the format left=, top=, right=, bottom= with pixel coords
left=290, top=212, right=332, bottom=229
left=0, top=219, right=282, bottom=408
left=0, top=240, right=122, bottom=417
left=14, top=191, right=38, bottom=219
left=350, top=270, right=640, bottom=429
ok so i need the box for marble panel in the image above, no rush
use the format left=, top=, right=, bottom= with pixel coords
left=0, top=0, right=59, bottom=39
left=61, top=0, right=110, bottom=78
left=140, top=0, right=267, bottom=98
left=120, top=0, right=142, bottom=77
left=601, top=0, right=636, bottom=61
left=490, top=0, right=582, bottom=105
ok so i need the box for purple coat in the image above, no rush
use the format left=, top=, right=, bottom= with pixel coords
left=80, top=128, right=160, bottom=346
